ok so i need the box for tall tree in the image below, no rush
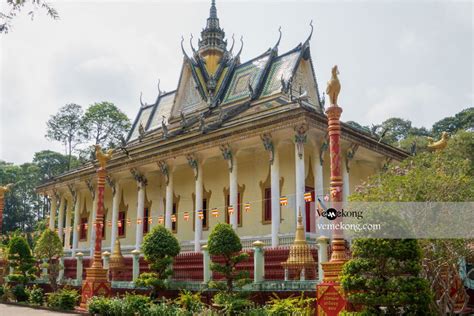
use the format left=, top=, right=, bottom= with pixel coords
left=349, top=131, right=474, bottom=314
left=0, top=0, right=59, bottom=34
left=81, top=102, right=131, bottom=148
left=379, top=117, right=412, bottom=145
left=45, top=103, right=84, bottom=169
left=432, top=107, right=474, bottom=137
left=33, top=150, right=78, bottom=181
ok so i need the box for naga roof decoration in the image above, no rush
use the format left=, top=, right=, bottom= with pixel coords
left=127, top=1, right=322, bottom=143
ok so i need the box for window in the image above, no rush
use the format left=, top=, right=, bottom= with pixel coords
left=225, top=193, right=242, bottom=226
left=118, top=211, right=126, bottom=237
left=172, top=203, right=177, bottom=233
left=143, top=207, right=149, bottom=234
left=80, top=217, right=88, bottom=240
left=263, top=188, right=272, bottom=223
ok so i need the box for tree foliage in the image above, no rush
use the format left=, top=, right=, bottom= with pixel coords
left=81, top=101, right=131, bottom=148
left=0, top=0, right=59, bottom=34
left=341, top=239, right=435, bottom=315
left=349, top=130, right=474, bottom=314
left=7, top=235, right=36, bottom=285
left=207, top=223, right=249, bottom=292
left=136, top=225, right=180, bottom=296
left=45, top=104, right=84, bottom=170
left=35, top=229, right=63, bottom=291
left=432, top=107, right=473, bottom=137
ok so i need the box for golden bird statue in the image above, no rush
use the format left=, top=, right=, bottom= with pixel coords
left=0, top=184, right=13, bottom=197
left=427, top=132, right=449, bottom=151
left=326, top=65, right=341, bottom=105
left=94, top=145, right=114, bottom=169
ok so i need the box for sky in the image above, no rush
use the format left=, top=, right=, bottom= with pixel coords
left=0, top=0, right=472, bottom=164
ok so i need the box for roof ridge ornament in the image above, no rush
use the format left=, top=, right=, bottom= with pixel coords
left=190, top=33, right=198, bottom=56
left=139, top=92, right=149, bottom=107
left=181, top=36, right=191, bottom=61
left=272, top=26, right=282, bottom=53
left=157, top=79, right=162, bottom=97
left=228, top=34, right=235, bottom=56
left=304, top=20, right=314, bottom=46
left=235, top=36, right=244, bottom=61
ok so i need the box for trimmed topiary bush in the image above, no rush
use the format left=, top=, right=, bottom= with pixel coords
left=34, top=229, right=63, bottom=291
left=136, top=225, right=180, bottom=296
left=208, top=223, right=249, bottom=292
left=7, top=235, right=36, bottom=285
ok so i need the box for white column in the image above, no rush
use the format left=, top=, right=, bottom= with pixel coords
left=135, top=182, right=146, bottom=249
left=72, top=192, right=81, bottom=256
left=165, top=172, right=174, bottom=230
left=313, top=148, right=324, bottom=199
left=342, top=159, right=350, bottom=201
left=110, top=183, right=121, bottom=250
left=194, top=163, right=203, bottom=252
left=271, top=149, right=280, bottom=248
left=64, top=198, right=72, bottom=249
left=295, top=143, right=306, bottom=230
left=49, top=194, right=57, bottom=231
left=89, top=193, right=98, bottom=256
left=57, top=195, right=66, bottom=242
left=229, top=161, right=238, bottom=229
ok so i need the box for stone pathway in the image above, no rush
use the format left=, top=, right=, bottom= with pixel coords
left=0, top=303, right=80, bottom=315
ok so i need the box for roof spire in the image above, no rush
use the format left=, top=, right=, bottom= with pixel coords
left=199, top=0, right=226, bottom=54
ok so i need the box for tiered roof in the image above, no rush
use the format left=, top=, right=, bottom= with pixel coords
left=127, top=1, right=322, bottom=143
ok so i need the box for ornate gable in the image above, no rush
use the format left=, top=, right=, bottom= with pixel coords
left=171, top=63, right=206, bottom=118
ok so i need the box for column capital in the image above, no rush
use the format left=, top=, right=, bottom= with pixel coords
left=219, top=144, right=233, bottom=172
left=319, top=134, right=329, bottom=166
left=130, top=168, right=147, bottom=188
left=85, top=178, right=96, bottom=200
left=186, top=154, right=199, bottom=180
left=260, top=133, right=275, bottom=165
left=67, top=184, right=78, bottom=204
left=106, top=175, right=118, bottom=196
left=157, top=160, right=170, bottom=185
left=345, top=143, right=359, bottom=173
left=294, top=123, right=308, bottom=159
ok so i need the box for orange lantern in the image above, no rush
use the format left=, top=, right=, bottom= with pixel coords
left=228, top=206, right=234, bottom=215
left=148, top=217, right=153, bottom=224
left=171, top=214, right=177, bottom=222
left=304, top=192, right=313, bottom=202
left=137, top=218, right=142, bottom=225
left=184, top=212, right=190, bottom=221
left=280, top=196, right=288, bottom=206
left=126, top=218, right=131, bottom=227
left=211, top=208, right=219, bottom=217
left=107, top=220, right=112, bottom=227
left=244, top=202, right=251, bottom=212
left=198, top=210, right=204, bottom=220
left=118, top=220, right=122, bottom=228
left=158, top=216, right=164, bottom=224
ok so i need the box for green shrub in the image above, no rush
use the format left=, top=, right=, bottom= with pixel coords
left=175, top=290, right=205, bottom=313
left=27, top=285, right=44, bottom=306
left=87, top=296, right=113, bottom=315
left=12, top=284, right=28, bottom=302
left=212, top=291, right=254, bottom=315
left=122, top=293, right=152, bottom=315
left=147, top=300, right=182, bottom=316
left=138, top=225, right=180, bottom=297
left=47, top=288, right=79, bottom=310
left=0, top=284, right=13, bottom=302
left=265, top=293, right=315, bottom=315
left=7, top=235, right=36, bottom=285
left=34, top=229, right=63, bottom=291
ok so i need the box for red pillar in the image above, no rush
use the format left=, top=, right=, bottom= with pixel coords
left=80, top=167, right=111, bottom=308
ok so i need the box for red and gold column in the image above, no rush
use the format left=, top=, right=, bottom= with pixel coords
left=317, top=65, right=349, bottom=315
left=80, top=146, right=113, bottom=309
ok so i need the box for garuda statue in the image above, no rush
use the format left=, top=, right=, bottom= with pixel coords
left=326, top=65, right=341, bottom=105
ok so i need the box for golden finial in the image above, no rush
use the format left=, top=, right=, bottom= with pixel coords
left=0, top=184, right=13, bottom=197
left=94, top=145, right=114, bottom=169
left=427, top=132, right=449, bottom=151
left=326, top=65, right=341, bottom=105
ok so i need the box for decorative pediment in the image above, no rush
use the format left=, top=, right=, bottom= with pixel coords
left=171, top=62, right=206, bottom=118
left=291, top=58, right=320, bottom=109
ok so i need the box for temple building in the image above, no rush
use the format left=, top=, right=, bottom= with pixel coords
left=36, top=0, right=408, bottom=270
